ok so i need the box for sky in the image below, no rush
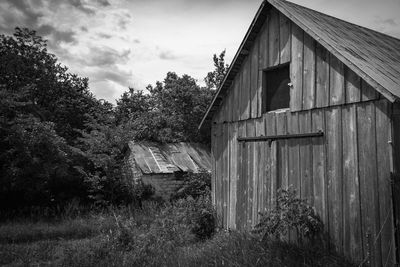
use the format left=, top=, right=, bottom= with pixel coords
left=0, top=0, right=399, bottom=103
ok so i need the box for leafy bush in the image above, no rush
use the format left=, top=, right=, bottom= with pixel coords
left=186, top=196, right=216, bottom=240
left=253, top=186, right=323, bottom=242
left=172, top=172, right=211, bottom=200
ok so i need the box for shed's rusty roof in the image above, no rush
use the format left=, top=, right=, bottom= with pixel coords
left=127, top=141, right=211, bottom=174
left=199, top=0, right=400, bottom=130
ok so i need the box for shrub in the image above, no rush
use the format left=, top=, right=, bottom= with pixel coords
left=172, top=171, right=211, bottom=200
left=187, top=196, right=216, bottom=240
left=253, top=186, right=323, bottom=242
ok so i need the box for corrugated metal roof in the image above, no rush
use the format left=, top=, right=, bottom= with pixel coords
left=199, top=0, right=400, bottom=130
left=127, top=141, right=211, bottom=174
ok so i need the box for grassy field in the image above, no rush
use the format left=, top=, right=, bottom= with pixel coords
left=0, top=201, right=355, bottom=267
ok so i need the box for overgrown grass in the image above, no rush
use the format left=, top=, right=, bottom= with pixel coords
left=0, top=199, right=354, bottom=266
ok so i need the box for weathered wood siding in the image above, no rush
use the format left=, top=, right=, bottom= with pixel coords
left=212, top=101, right=395, bottom=265
left=210, top=7, right=396, bottom=266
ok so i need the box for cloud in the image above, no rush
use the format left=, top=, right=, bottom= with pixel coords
left=69, top=0, right=96, bottom=15
left=114, top=12, right=133, bottom=30
left=34, top=24, right=77, bottom=48
left=159, top=50, right=180, bottom=60
left=96, top=0, right=111, bottom=7
left=0, top=0, right=43, bottom=33
left=90, top=80, right=126, bottom=102
left=90, top=68, right=132, bottom=86
left=81, top=46, right=131, bottom=66
left=97, top=33, right=113, bottom=39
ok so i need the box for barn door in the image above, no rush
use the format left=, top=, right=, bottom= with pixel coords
left=235, top=139, right=278, bottom=230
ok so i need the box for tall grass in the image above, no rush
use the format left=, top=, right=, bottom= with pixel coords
left=0, top=199, right=354, bottom=266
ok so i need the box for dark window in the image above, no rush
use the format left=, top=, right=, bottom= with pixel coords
left=263, top=64, right=290, bottom=112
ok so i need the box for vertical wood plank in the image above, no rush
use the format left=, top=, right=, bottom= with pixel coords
left=276, top=111, right=289, bottom=190
left=299, top=111, right=313, bottom=204
left=311, top=110, right=328, bottom=231
left=329, top=54, right=345, bottom=106
left=290, top=23, right=303, bottom=112
left=240, top=58, right=251, bottom=120
left=250, top=40, right=259, bottom=119
left=238, top=71, right=243, bottom=121
left=287, top=111, right=301, bottom=243
left=345, top=66, right=361, bottom=104
left=357, top=102, right=381, bottom=266
left=211, top=125, right=217, bottom=207
left=256, top=117, right=266, bottom=218
left=265, top=112, right=277, bottom=211
left=229, top=122, right=238, bottom=229
left=302, top=33, right=316, bottom=110
left=279, top=13, right=291, bottom=64
left=252, top=118, right=262, bottom=226
left=361, top=79, right=379, bottom=101
left=315, top=43, right=329, bottom=108
left=288, top=112, right=300, bottom=192
left=233, top=74, right=240, bottom=121
left=222, top=123, right=228, bottom=228
left=242, top=122, right=248, bottom=229
left=227, top=86, right=233, bottom=122
left=276, top=110, right=289, bottom=241
left=215, top=123, right=223, bottom=227
left=325, top=107, right=343, bottom=253
left=236, top=121, right=246, bottom=230
left=375, top=100, right=396, bottom=266
left=270, top=140, right=278, bottom=208
left=268, top=8, right=280, bottom=67
left=342, top=105, right=363, bottom=262
left=257, top=70, right=263, bottom=117
left=246, top=120, right=255, bottom=229
left=258, top=18, right=269, bottom=70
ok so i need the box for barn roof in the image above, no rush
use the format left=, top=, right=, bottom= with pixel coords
left=199, top=0, right=400, bottom=130
left=127, top=141, right=211, bottom=174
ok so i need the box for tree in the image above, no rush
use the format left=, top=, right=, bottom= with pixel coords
left=0, top=27, right=111, bottom=142
left=0, top=28, right=116, bottom=210
left=115, top=88, right=152, bottom=124
left=132, top=72, right=214, bottom=143
left=204, top=50, right=229, bottom=90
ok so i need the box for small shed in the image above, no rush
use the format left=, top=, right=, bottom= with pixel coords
left=199, top=0, right=400, bottom=265
left=123, top=141, right=211, bottom=198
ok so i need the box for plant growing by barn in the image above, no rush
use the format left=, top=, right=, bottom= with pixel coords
left=253, top=186, right=323, bottom=243
left=172, top=171, right=211, bottom=200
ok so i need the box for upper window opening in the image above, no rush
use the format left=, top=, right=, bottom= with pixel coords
left=263, top=64, right=290, bottom=112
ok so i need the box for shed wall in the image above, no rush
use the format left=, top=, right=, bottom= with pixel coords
left=141, top=174, right=185, bottom=199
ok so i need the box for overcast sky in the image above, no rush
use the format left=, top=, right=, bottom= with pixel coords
left=1, top=0, right=399, bottom=103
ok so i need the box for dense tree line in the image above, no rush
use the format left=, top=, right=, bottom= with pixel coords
left=0, top=28, right=228, bottom=212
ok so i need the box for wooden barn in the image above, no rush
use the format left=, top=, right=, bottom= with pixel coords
left=123, top=141, right=211, bottom=199
left=199, top=0, right=400, bottom=265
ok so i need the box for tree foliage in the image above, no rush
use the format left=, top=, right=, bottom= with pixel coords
left=115, top=72, right=214, bottom=143
left=204, top=50, right=229, bottom=90
left=0, top=28, right=114, bottom=210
